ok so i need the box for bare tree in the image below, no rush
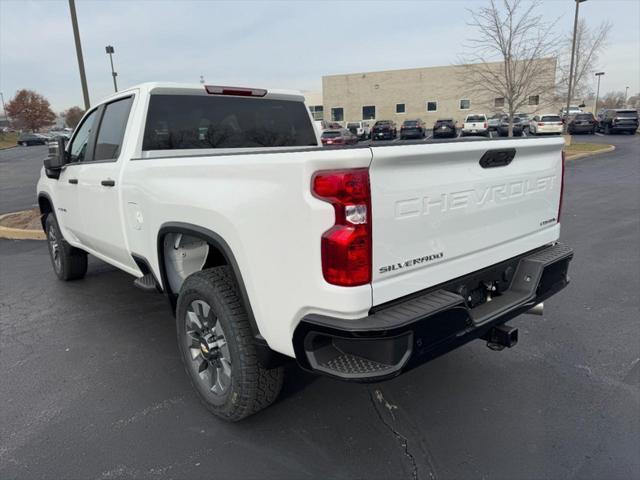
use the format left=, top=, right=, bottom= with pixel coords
left=62, top=106, right=85, bottom=129
left=598, top=91, right=626, bottom=110
left=558, top=19, right=612, bottom=100
left=458, top=0, right=560, bottom=136
left=5, top=89, right=56, bottom=132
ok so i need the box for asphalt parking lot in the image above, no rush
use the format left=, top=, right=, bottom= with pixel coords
left=1, top=133, right=639, bottom=479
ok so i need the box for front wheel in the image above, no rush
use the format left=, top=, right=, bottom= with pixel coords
left=45, top=214, right=88, bottom=281
left=176, top=267, right=284, bottom=421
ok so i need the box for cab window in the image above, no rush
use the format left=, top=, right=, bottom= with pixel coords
left=93, top=96, right=134, bottom=161
left=68, top=109, right=98, bottom=163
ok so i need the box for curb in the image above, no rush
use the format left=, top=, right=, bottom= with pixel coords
left=565, top=144, right=615, bottom=161
left=0, top=212, right=46, bottom=240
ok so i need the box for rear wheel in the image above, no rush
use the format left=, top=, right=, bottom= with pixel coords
left=45, top=214, right=87, bottom=281
left=176, top=267, right=284, bottom=421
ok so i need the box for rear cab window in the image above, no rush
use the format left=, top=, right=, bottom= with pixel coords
left=465, top=115, right=485, bottom=122
left=616, top=110, right=638, bottom=118
left=142, top=94, right=317, bottom=151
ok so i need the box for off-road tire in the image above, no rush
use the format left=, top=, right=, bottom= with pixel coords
left=45, top=214, right=88, bottom=281
left=176, top=267, right=284, bottom=421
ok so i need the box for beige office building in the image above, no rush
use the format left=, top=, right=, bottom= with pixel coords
left=320, top=58, right=558, bottom=125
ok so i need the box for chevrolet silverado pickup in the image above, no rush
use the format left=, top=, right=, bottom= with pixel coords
left=37, top=83, right=573, bottom=421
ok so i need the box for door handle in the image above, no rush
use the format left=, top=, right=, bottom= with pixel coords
left=68, top=178, right=78, bottom=184
left=101, top=179, right=116, bottom=187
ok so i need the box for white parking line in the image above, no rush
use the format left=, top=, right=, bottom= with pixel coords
left=595, top=132, right=605, bottom=137
left=426, top=135, right=432, bottom=140
left=489, top=131, right=494, bottom=139
left=522, top=131, right=527, bottom=137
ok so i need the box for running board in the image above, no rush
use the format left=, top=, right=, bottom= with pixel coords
left=133, top=273, right=159, bottom=293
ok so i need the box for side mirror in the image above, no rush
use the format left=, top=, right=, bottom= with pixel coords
left=43, top=136, right=69, bottom=179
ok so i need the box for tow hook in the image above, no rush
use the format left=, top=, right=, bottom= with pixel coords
left=482, top=324, right=518, bottom=351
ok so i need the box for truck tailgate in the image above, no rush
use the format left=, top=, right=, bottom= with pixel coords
left=369, top=137, right=564, bottom=305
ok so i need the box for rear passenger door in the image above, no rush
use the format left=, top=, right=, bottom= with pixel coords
left=75, top=95, right=137, bottom=270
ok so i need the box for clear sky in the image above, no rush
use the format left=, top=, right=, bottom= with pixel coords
left=1, top=0, right=638, bottom=112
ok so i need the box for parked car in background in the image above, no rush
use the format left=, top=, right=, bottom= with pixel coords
left=320, top=128, right=358, bottom=146
left=346, top=121, right=370, bottom=140
left=17, top=133, right=47, bottom=146
left=566, top=113, right=597, bottom=134
left=371, top=120, right=397, bottom=140
left=432, top=118, right=457, bottom=138
left=400, top=119, right=426, bottom=139
left=497, top=116, right=524, bottom=136
left=597, top=109, right=639, bottom=134
left=461, top=114, right=489, bottom=137
left=529, top=114, right=563, bottom=136
left=560, top=106, right=583, bottom=119
left=487, top=113, right=503, bottom=130
left=515, top=113, right=531, bottom=130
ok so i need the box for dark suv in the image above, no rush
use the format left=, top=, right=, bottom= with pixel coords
left=597, top=109, right=639, bottom=134
left=17, top=133, right=47, bottom=146
left=371, top=120, right=397, bottom=140
left=567, top=113, right=596, bottom=134
left=400, top=119, right=426, bottom=139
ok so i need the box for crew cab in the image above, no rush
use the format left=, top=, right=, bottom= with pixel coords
left=37, top=83, right=573, bottom=421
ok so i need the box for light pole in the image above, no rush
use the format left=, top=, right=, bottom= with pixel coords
left=594, top=72, right=604, bottom=114
left=68, top=0, right=90, bottom=110
left=625, top=86, right=629, bottom=104
left=564, top=0, right=587, bottom=133
left=105, top=45, right=118, bottom=93
left=0, top=91, right=7, bottom=121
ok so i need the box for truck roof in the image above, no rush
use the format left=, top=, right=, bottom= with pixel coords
left=96, top=82, right=305, bottom=106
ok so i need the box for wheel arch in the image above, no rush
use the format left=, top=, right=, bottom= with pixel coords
left=156, top=223, right=258, bottom=334
left=157, top=222, right=287, bottom=368
left=37, top=192, right=54, bottom=231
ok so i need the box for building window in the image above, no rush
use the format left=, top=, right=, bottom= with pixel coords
left=308, top=105, right=323, bottom=121
left=362, top=105, right=376, bottom=120
left=331, top=107, right=344, bottom=122
left=396, top=103, right=405, bottom=114
left=460, top=99, right=471, bottom=110
left=528, top=95, right=540, bottom=106
left=494, top=97, right=505, bottom=108
left=426, top=101, right=437, bottom=112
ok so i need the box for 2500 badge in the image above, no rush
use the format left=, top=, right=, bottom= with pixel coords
left=379, top=252, right=444, bottom=274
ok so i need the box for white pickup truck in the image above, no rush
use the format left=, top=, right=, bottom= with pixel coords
left=37, top=83, right=573, bottom=421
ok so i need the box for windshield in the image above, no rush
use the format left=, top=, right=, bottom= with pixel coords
left=574, top=114, right=593, bottom=120
left=403, top=121, right=419, bottom=126
left=541, top=116, right=561, bottom=122
left=617, top=111, right=638, bottom=118
left=347, top=123, right=360, bottom=128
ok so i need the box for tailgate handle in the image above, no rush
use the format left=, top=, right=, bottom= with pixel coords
left=479, top=148, right=515, bottom=168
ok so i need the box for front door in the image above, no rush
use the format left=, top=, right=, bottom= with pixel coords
left=54, top=108, right=99, bottom=243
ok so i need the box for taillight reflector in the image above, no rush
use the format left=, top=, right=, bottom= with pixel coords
left=312, top=169, right=372, bottom=286
left=204, top=85, right=267, bottom=97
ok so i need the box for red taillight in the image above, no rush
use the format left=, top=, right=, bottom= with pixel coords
left=538, top=122, right=545, bottom=126
left=312, top=169, right=372, bottom=286
left=484, top=122, right=488, bottom=129
left=204, top=85, right=267, bottom=97
left=558, top=151, right=565, bottom=223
